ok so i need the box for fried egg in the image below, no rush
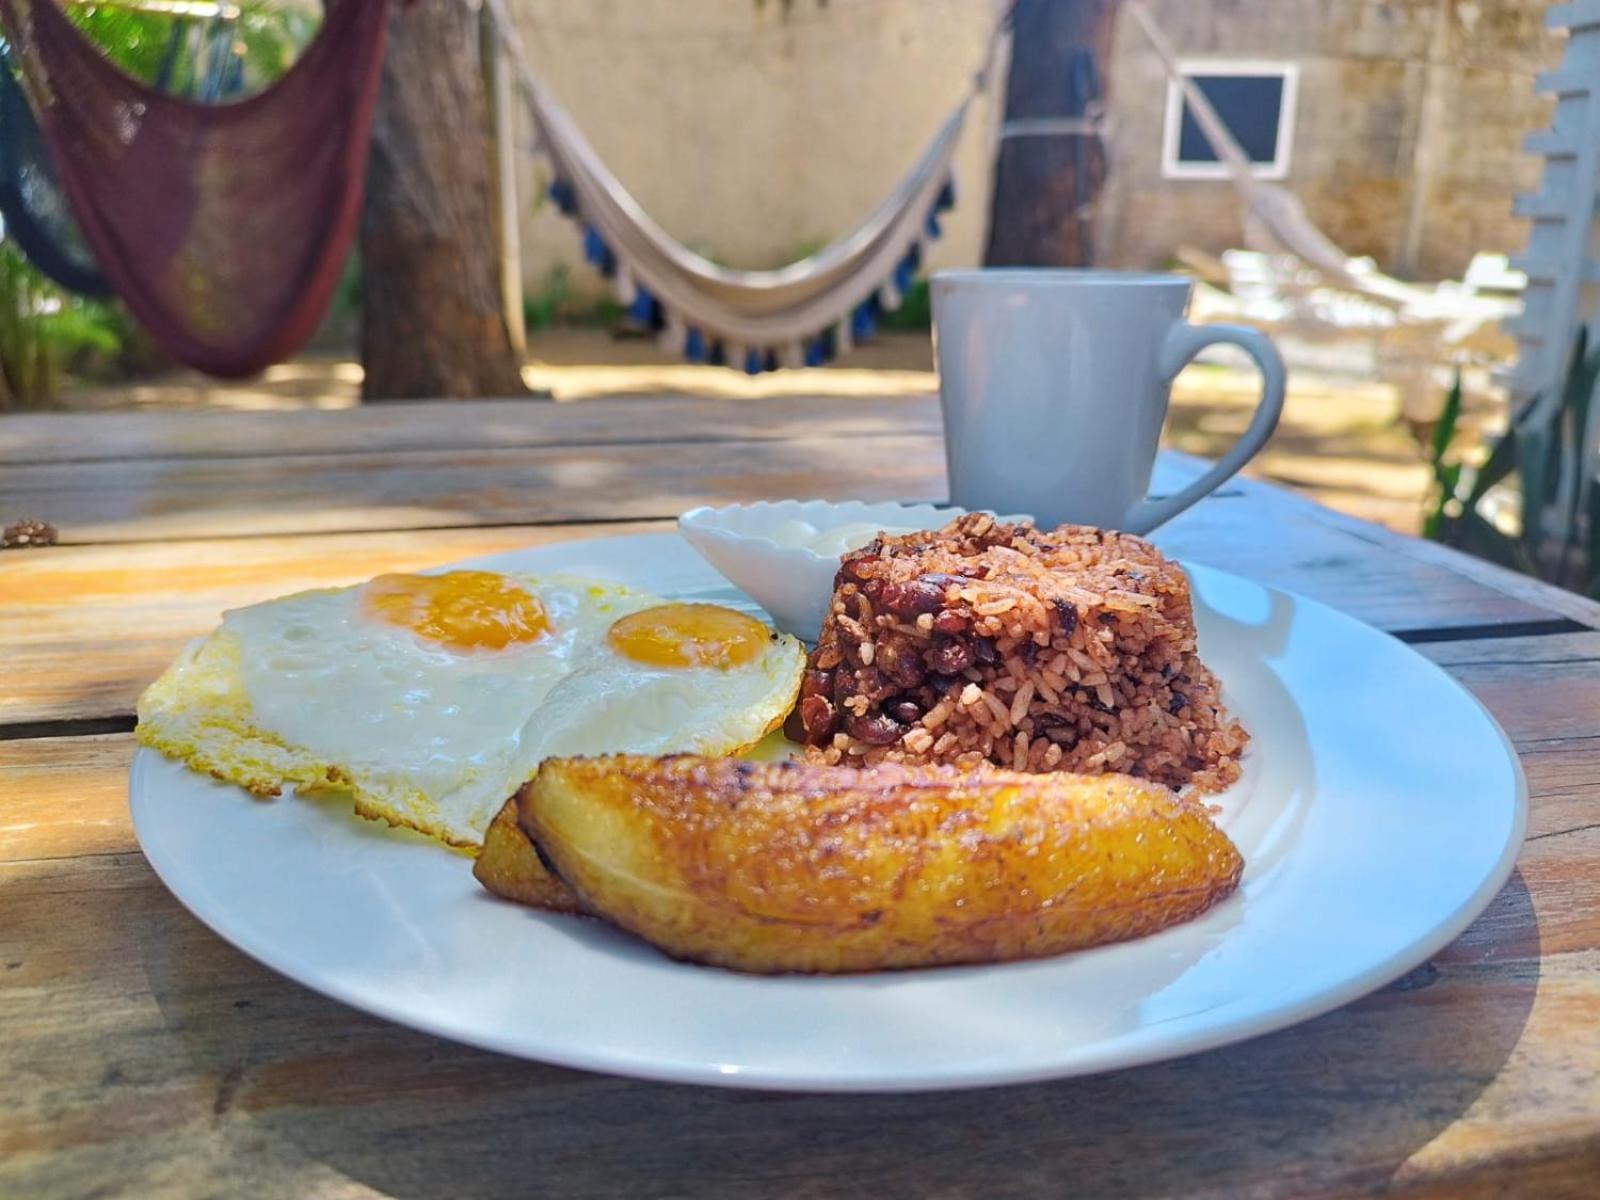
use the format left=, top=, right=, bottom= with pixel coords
left=136, top=571, right=805, bottom=848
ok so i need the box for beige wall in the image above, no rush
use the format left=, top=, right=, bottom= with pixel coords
left=506, top=0, right=1557, bottom=301
left=509, top=0, right=1006, bottom=305
left=1098, top=0, right=1558, bottom=280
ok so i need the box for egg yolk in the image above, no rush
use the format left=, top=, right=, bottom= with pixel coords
left=361, top=571, right=550, bottom=651
left=607, top=603, right=769, bottom=670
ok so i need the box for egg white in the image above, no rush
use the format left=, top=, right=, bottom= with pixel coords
left=135, top=572, right=805, bottom=848
left=513, top=636, right=806, bottom=768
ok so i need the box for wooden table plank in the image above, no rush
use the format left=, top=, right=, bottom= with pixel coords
left=0, top=434, right=951, bottom=543
left=0, top=394, right=941, bottom=464
left=0, top=524, right=669, bottom=728
left=3, top=882, right=1589, bottom=1199
left=4, top=631, right=1598, bottom=1200
left=5, top=398, right=1600, bottom=1198
left=0, top=522, right=1558, bottom=728
left=6, top=488, right=1596, bottom=729
left=12, top=633, right=1600, bottom=863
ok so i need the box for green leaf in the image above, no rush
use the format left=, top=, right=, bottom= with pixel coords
left=1515, top=418, right=1552, bottom=547
left=1553, top=336, right=1600, bottom=585
left=1464, top=424, right=1516, bottom=506
left=1429, top=369, right=1463, bottom=467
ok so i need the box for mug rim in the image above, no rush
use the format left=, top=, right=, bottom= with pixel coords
left=931, top=268, right=1190, bottom=289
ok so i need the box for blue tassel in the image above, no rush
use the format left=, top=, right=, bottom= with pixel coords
left=902, top=243, right=923, bottom=273
left=708, top=341, right=727, bottom=367
left=629, top=287, right=655, bottom=324
left=804, top=338, right=826, bottom=368
left=925, top=212, right=943, bottom=240
left=936, top=178, right=957, bottom=213
left=549, top=179, right=578, bottom=216
left=582, top=225, right=607, bottom=266
left=765, top=349, right=779, bottom=373
left=744, top=349, right=764, bottom=376
left=893, top=261, right=914, bottom=294
left=852, top=301, right=877, bottom=341
left=684, top=329, right=707, bottom=362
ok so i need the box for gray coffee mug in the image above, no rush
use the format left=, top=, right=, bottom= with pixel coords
left=931, top=269, right=1286, bottom=534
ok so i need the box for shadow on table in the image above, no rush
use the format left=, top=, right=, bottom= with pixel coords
left=143, top=870, right=1539, bottom=1199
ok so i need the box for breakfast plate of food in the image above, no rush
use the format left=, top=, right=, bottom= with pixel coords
left=128, top=505, right=1526, bottom=1091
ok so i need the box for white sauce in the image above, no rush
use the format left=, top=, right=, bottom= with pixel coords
left=768, top=518, right=923, bottom=557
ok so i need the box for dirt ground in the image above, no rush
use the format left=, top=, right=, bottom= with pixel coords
left=56, top=328, right=1446, bottom=534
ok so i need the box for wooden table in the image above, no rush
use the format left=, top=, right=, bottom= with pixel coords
left=3, top=394, right=1598, bottom=1199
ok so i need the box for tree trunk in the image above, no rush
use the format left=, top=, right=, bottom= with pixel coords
left=983, top=0, right=1120, bottom=267
left=359, top=0, right=526, bottom=400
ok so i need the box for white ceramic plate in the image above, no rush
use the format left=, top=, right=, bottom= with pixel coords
left=129, top=532, right=1526, bottom=1092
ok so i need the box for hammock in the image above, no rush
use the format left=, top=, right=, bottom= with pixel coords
left=0, top=0, right=392, bottom=377
left=1126, top=0, right=1516, bottom=345
left=485, top=0, right=1009, bottom=373
left=0, top=16, right=237, bottom=299
left=0, top=41, right=107, bottom=296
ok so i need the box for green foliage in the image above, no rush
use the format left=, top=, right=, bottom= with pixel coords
left=0, top=1, right=320, bottom=404
left=1421, top=371, right=1463, bottom=542
left=878, top=278, right=931, bottom=332
left=62, top=1, right=317, bottom=93
left=0, top=242, right=124, bottom=407
left=524, top=264, right=570, bottom=331
left=331, top=250, right=362, bottom=325
left=521, top=265, right=631, bottom=329
left=1425, top=331, right=1600, bottom=592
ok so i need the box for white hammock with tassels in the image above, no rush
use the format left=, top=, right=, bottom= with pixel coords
left=484, top=0, right=1008, bottom=372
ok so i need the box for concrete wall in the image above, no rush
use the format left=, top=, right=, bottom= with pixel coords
left=508, top=0, right=1006, bottom=305
left=1099, top=0, right=1558, bottom=279
left=507, top=0, right=1557, bottom=301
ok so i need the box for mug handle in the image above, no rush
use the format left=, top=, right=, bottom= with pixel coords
left=1123, top=322, right=1286, bottom=535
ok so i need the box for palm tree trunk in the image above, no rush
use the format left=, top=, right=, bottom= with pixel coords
left=984, top=0, right=1121, bottom=267
left=359, top=0, right=527, bottom=400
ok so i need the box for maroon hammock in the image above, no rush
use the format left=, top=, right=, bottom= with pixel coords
left=0, top=0, right=391, bottom=377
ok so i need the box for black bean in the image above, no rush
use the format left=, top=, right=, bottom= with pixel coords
left=783, top=707, right=808, bottom=743
left=878, top=641, right=927, bottom=688
left=800, top=694, right=838, bottom=743
left=840, top=554, right=879, bottom=583
left=1168, top=692, right=1189, bottom=715
left=928, top=638, right=975, bottom=674
left=974, top=637, right=998, bottom=665
left=1054, top=599, right=1079, bottom=636
left=846, top=712, right=904, bottom=746
left=890, top=700, right=922, bottom=724
left=857, top=667, right=899, bottom=702
left=879, top=576, right=949, bottom=617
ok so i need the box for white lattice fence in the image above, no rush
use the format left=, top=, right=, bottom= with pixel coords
left=1509, top=1, right=1600, bottom=417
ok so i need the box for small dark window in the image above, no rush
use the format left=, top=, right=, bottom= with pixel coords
left=1163, top=64, right=1297, bottom=180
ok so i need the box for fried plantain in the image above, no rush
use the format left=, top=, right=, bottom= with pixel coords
left=472, top=796, right=583, bottom=914
left=519, top=755, right=1243, bottom=974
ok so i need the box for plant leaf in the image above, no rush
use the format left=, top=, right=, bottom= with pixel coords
left=1429, top=369, right=1463, bottom=467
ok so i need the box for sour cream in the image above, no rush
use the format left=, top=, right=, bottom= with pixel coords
left=767, top=518, right=923, bottom=557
